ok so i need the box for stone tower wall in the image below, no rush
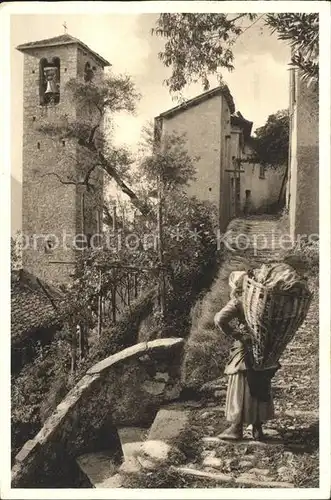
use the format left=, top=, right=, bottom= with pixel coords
left=21, top=43, right=104, bottom=286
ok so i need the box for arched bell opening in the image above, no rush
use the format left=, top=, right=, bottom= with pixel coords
left=84, top=62, right=94, bottom=83
left=39, top=57, right=61, bottom=106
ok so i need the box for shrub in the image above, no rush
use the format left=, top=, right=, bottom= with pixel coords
left=11, top=338, right=71, bottom=459
left=120, top=465, right=188, bottom=488
left=282, top=237, right=319, bottom=275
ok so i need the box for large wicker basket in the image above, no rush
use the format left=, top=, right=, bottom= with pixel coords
left=242, top=275, right=312, bottom=370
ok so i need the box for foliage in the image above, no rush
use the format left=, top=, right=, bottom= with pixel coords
left=38, top=73, right=152, bottom=217
left=137, top=123, right=198, bottom=193
left=161, top=195, right=219, bottom=338
left=120, top=465, right=189, bottom=488
left=281, top=237, right=319, bottom=275
left=266, top=14, right=319, bottom=87
left=250, top=109, right=289, bottom=167
left=153, top=13, right=319, bottom=92
left=66, top=74, right=140, bottom=115
left=71, top=287, right=156, bottom=384
left=14, top=66, right=221, bottom=460
left=152, top=14, right=257, bottom=92
left=57, top=116, right=219, bottom=339
left=11, top=337, right=71, bottom=458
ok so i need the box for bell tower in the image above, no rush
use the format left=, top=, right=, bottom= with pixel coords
left=16, top=34, right=110, bottom=286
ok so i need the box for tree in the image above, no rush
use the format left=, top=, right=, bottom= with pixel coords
left=266, top=14, right=318, bottom=86
left=250, top=109, right=289, bottom=167
left=152, top=13, right=319, bottom=92
left=136, top=121, right=198, bottom=194
left=39, top=73, right=154, bottom=219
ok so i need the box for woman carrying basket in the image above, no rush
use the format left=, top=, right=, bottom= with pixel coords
left=214, top=270, right=277, bottom=440
left=214, top=263, right=311, bottom=441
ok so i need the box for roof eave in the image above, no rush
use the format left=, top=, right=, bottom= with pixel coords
left=16, top=41, right=111, bottom=67
left=158, top=85, right=235, bottom=120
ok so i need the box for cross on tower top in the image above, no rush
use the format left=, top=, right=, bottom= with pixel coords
left=62, top=21, right=68, bottom=34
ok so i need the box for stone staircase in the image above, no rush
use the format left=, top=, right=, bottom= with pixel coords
left=75, top=216, right=318, bottom=488
left=224, top=215, right=285, bottom=263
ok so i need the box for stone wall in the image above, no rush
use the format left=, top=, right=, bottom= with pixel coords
left=240, top=162, right=285, bottom=214
left=11, top=338, right=184, bottom=488
left=288, top=70, right=319, bottom=238
left=21, top=45, right=78, bottom=285
left=230, top=131, right=284, bottom=216
left=20, top=43, right=104, bottom=286
left=160, top=93, right=232, bottom=231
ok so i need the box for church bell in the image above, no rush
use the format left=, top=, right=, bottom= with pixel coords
left=44, top=66, right=59, bottom=95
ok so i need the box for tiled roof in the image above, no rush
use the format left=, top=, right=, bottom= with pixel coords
left=157, top=85, right=235, bottom=119
left=231, top=111, right=253, bottom=140
left=16, top=34, right=110, bottom=67
left=11, top=271, right=62, bottom=346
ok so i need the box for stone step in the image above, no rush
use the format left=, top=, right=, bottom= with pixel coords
left=147, top=407, right=191, bottom=442
left=218, top=437, right=284, bottom=447
left=117, top=427, right=150, bottom=474
left=280, top=360, right=307, bottom=367
left=286, top=344, right=305, bottom=350
left=235, top=475, right=294, bottom=488
left=118, top=427, right=148, bottom=445
left=76, top=426, right=151, bottom=487
left=172, top=466, right=233, bottom=484
left=284, top=409, right=319, bottom=418
left=118, top=442, right=144, bottom=473
left=76, top=450, right=120, bottom=488
left=172, top=466, right=294, bottom=488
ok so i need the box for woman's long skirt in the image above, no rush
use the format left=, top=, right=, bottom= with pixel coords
left=225, top=371, right=275, bottom=425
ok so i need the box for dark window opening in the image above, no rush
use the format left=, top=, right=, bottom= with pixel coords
left=208, top=187, right=212, bottom=192
left=39, top=56, right=60, bottom=106
left=32, top=116, right=36, bottom=122
left=45, top=238, right=55, bottom=253
left=62, top=140, right=66, bottom=147
left=64, top=68, right=67, bottom=72
left=37, top=142, right=40, bottom=149
left=32, top=70, right=35, bottom=74
left=259, top=165, right=265, bottom=179
left=84, top=62, right=94, bottom=83
left=86, top=233, right=93, bottom=248
left=92, top=66, right=96, bottom=71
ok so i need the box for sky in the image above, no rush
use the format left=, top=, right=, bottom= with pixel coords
left=10, top=13, right=291, bottom=184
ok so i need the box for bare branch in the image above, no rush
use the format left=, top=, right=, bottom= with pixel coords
left=39, top=172, right=78, bottom=186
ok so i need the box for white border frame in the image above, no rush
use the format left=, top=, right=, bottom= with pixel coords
left=1, top=2, right=330, bottom=499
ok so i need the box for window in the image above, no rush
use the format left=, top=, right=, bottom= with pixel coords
left=84, top=62, right=94, bottom=83
left=44, top=238, right=55, bottom=253
left=39, top=57, right=60, bottom=106
left=259, top=165, right=265, bottom=179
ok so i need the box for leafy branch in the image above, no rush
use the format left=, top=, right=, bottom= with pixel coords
left=153, top=13, right=319, bottom=93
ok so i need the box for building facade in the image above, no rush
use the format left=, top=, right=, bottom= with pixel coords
left=286, top=68, right=319, bottom=238
left=16, top=34, right=109, bottom=286
left=230, top=114, right=285, bottom=216
left=155, top=86, right=235, bottom=231
left=155, top=88, right=284, bottom=230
